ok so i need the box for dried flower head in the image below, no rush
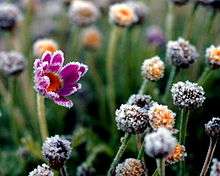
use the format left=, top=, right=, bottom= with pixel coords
left=81, top=27, right=102, bottom=50
left=28, top=164, right=54, bottom=176
left=76, top=163, right=96, bottom=176
left=126, top=1, right=149, bottom=25
left=166, top=144, right=186, bottom=164
left=69, top=0, right=100, bottom=27
left=109, top=3, right=137, bottom=27
left=146, top=25, right=166, bottom=47
left=34, top=51, right=88, bottom=108
left=127, top=94, right=153, bottom=110
left=42, top=135, right=72, bottom=170
left=144, top=128, right=177, bottom=158
left=206, top=45, right=220, bottom=69
left=115, top=158, right=145, bottom=176
left=148, top=103, right=176, bottom=131
left=115, top=104, right=149, bottom=134
left=0, top=51, right=26, bottom=76
left=166, top=38, right=199, bottom=68
left=141, top=56, right=165, bottom=81
left=0, top=3, right=21, bottom=31
left=171, top=81, right=205, bottom=109
left=197, top=0, right=220, bottom=9
left=170, top=0, right=189, bottom=5
left=33, top=38, right=58, bottom=57
left=205, top=117, right=220, bottom=139
left=210, top=158, right=220, bottom=176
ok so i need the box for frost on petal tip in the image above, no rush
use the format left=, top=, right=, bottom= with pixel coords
left=53, top=97, right=73, bottom=108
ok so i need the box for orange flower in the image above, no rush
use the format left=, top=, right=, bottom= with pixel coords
left=166, top=144, right=186, bottom=164
left=33, top=39, right=58, bottom=56
left=206, top=45, right=220, bottom=68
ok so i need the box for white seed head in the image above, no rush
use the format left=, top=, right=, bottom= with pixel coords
left=28, top=164, right=54, bottom=176
left=127, top=94, right=153, bottom=110
left=210, top=158, right=220, bottom=176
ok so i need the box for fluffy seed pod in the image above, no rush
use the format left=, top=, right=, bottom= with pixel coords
left=205, top=117, right=220, bottom=139
left=166, top=38, right=199, bottom=68
left=42, top=135, right=72, bottom=170
left=33, top=38, right=58, bottom=57
left=170, top=0, right=189, bottom=6
left=0, top=3, right=21, bottom=31
left=144, top=128, right=177, bottom=158
left=69, top=0, right=100, bottom=27
left=210, top=158, right=220, bottom=176
left=115, top=104, right=149, bottom=134
left=171, top=81, right=205, bottom=109
left=166, top=144, right=186, bottom=164
left=0, top=51, right=26, bottom=76
left=126, top=1, right=149, bottom=25
left=141, top=56, right=165, bottom=81
left=146, top=25, right=166, bottom=47
left=109, top=3, right=138, bottom=27
left=81, top=27, right=102, bottom=50
left=76, top=163, right=96, bottom=176
left=127, top=94, right=153, bottom=110
left=28, top=164, right=54, bottom=176
left=206, top=45, right=220, bottom=69
left=148, top=103, right=176, bottom=131
left=115, top=158, right=145, bottom=176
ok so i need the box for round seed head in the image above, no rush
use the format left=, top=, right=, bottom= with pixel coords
left=33, top=38, right=58, bottom=57
left=0, top=3, right=21, bottom=31
left=115, top=104, right=149, bottom=134
left=210, top=158, right=220, bottom=176
left=146, top=25, right=166, bottom=47
left=171, top=81, right=205, bottom=109
left=166, top=144, right=186, bottom=164
left=127, top=94, right=153, bottom=110
left=148, top=103, right=176, bottom=131
left=0, top=51, right=26, bottom=76
left=69, top=0, right=100, bottom=27
left=141, top=56, right=165, bottom=81
left=42, top=135, right=72, bottom=170
left=205, top=117, right=220, bottom=139
left=144, top=128, right=177, bottom=158
left=166, top=38, right=199, bottom=68
left=115, top=158, right=145, bottom=176
left=76, top=163, right=96, bottom=176
left=109, top=3, right=138, bottom=27
left=28, top=164, right=54, bottom=176
left=81, top=27, right=102, bottom=50
left=206, top=45, right=220, bottom=69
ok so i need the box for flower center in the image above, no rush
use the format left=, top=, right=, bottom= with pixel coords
left=211, top=49, right=220, bottom=61
left=45, top=72, right=63, bottom=92
left=79, top=9, right=93, bottom=17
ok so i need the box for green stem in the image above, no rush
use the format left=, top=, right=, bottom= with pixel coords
left=200, top=138, right=218, bottom=176
left=197, top=67, right=212, bottom=86
left=137, top=142, right=145, bottom=160
left=152, top=169, right=159, bottom=176
left=165, top=2, right=174, bottom=40
left=60, top=166, right=68, bottom=176
left=138, top=79, right=148, bottom=95
left=179, top=109, right=190, bottom=145
left=107, top=133, right=131, bottom=176
left=163, top=67, right=177, bottom=103
left=156, top=159, right=165, bottom=176
left=36, top=94, right=48, bottom=141
left=106, top=26, right=121, bottom=117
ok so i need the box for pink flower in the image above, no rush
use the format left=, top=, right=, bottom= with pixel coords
left=34, top=50, right=88, bottom=108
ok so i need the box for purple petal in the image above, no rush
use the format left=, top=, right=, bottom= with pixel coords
left=42, top=52, right=52, bottom=63
left=48, top=51, right=64, bottom=72
left=79, top=64, right=88, bottom=76
left=58, top=83, right=81, bottom=96
left=53, top=97, right=73, bottom=108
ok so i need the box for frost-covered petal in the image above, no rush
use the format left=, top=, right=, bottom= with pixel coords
left=48, top=51, right=64, bottom=72
left=58, top=83, right=81, bottom=97
left=42, top=52, right=52, bottom=63
left=53, top=97, right=73, bottom=108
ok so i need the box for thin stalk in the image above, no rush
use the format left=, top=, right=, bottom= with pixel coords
left=137, top=142, right=145, bottom=160
left=138, top=79, right=148, bottom=95
left=197, top=67, right=212, bottom=86
left=107, top=133, right=131, bottom=176
left=163, top=67, right=177, bottom=103
left=156, top=159, right=165, bottom=176
left=36, top=94, right=48, bottom=141
left=106, top=26, right=121, bottom=117
left=200, top=138, right=218, bottom=176
left=60, top=166, right=68, bottom=176
left=165, top=2, right=174, bottom=40
left=179, top=109, right=190, bottom=145
left=152, top=169, right=159, bottom=176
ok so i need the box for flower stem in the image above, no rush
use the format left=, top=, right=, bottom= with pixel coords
left=200, top=138, right=218, bottom=176
left=152, top=169, right=159, bottom=176
left=162, top=66, right=177, bottom=103
left=179, top=109, right=190, bottom=145
left=137, top=142, right=145, bottom=160
left=60, top=166, right=68, bottom=176
left=156, top=158, right=165, bottom=176
left=165, top=2, right=174, bottom=40
left=36, top=94, right=48, bottom=141
left=138, top=79, right=148, bottom=95
left=107, top=133, right=131, bottom=176
left=106, top=26, right=121, bottom=117
left=197, top=67, right=212, bottom=86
